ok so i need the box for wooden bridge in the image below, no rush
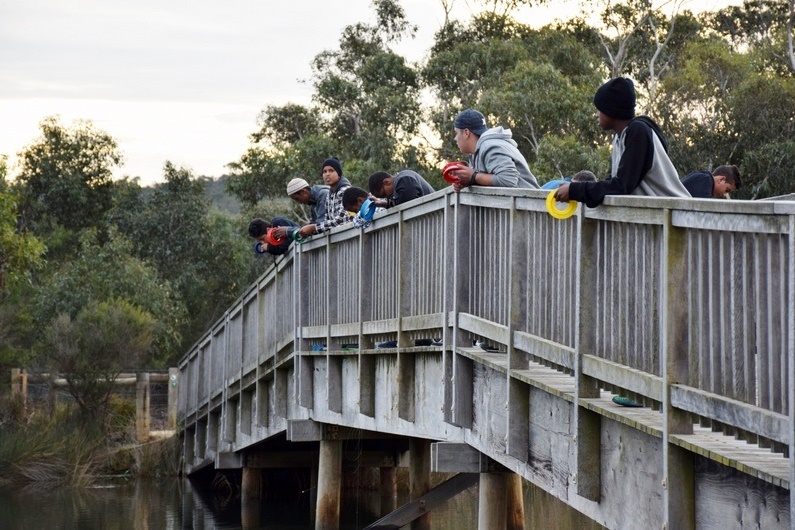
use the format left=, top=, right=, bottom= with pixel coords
left=178, top=187, right=795, bottom=529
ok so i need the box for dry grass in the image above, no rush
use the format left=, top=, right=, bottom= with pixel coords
left=0, top=395, right=182, bottom=489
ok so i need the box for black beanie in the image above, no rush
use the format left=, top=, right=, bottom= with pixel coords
left=593, top=77, right=636, bottom=120
left=321, top=157, right=343, bottom=177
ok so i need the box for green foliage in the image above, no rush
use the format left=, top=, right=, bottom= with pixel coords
left=533, top=134, right=611, bottom=182
left=310, top=0, right=421, bottom=169
left=250, top=103, right=322, bottom=147
left=34, top=227, right=185, bottom=365
left=14, top=116, right=123, bottom=234
left=199, top=176, right=241, bottom=215
left=45, top=299, right=154, bottom=419
left=226, top=147, right=294, bottom=205
left=0, top=191, right=46, bottom=296
left=741, top=141, right=795, bottom=199
left=111, top=162, right=253, bottom=352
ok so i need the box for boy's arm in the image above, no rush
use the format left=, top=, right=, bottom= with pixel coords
left=568, top=123, right=654, bottom=207
left=483, top=150, right=520, bottom=187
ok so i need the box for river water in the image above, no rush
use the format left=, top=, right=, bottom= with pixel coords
left=0, top=476, right=479, bottom=529
left=0, top=474, right=602, bottom=529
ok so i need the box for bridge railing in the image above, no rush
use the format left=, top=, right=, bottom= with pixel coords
left=179, top=186, right=794, bottom=455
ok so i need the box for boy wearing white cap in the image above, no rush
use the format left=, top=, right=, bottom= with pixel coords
left=285, top=177, right=329, bottom=225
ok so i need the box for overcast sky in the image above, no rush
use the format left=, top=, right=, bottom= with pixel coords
left=0, top=0, right=735, bottom=185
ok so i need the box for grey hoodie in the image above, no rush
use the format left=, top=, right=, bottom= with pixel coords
left=470, top=127, right=539, bottom=188
left=569, top=116, right=691, bottom=207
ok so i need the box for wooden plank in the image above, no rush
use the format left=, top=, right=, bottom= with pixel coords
left=670, top=384, right=788, bottom=444
left=362, top=318, right=399, bottom=335
left=513, top=330, right=575, bottom=370
left=458, top=313, right=509, bottom=347
left=456, top=347, right=508, bottom=374
left=671, top=427, right=790, bottom=488
left=512, top=369, right=575, bottom=401
left=582, top=354, right=663, bottom=402
left=401, top=313, right=444, bottom=332
left=672, top=210, right=790, bottom=234
left=363, top=473, right=479, bottom=529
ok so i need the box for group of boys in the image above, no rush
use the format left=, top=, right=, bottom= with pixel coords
left=251, top=76, right=742, bottom=255
left=249, top=158, right=437, bottom=255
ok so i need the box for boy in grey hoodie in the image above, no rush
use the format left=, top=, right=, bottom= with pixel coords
left=554, top=77, right=691, bottom=207
left=450, top=109, right=539, bottom=191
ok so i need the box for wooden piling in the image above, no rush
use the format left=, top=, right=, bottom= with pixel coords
left=409, top=438, right=431, bottom=530
left=380, top=466, right=397, bottom=516
left=241, top=466, right=262, bottom=529
left=10, top=369, right=27, bottom=417
left=48, top=372, right=58, bottom=415
left=315, top=440, right=342, bottom=530
left=506, top=473, right=525, bottom=530
left=478, top=473, right=508, bottom=530
left=135, top=372, right=150, bottom=443
left=167, top=367, right=178, bottom=429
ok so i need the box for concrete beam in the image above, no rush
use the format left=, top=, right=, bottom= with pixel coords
left=288, top=419, right=324, bottom=442
left=431, top=442, right=506, bottom=473
left=215, top=451, right=243, bottom=469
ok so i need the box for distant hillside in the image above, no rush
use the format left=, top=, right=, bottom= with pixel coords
left=199, top=175, right=241, bottom=215
left=141, top=175, right=241, bottom=215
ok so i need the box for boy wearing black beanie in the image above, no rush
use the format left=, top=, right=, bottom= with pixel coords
left=555, top=77, right=691, bottom=207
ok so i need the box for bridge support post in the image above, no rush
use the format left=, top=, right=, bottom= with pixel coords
left=315, top=439, right=342, bottom=530
left=380, top=466, right=397, bottom=516
left=241, top=466, right=262, bottom=529
left=506, top=473, right=525, bottom=530
left=410, top=438, right=431, bottom=530
left=507, top=201, right=529, bottom=463
left=478, top=472, right=507, bottom=529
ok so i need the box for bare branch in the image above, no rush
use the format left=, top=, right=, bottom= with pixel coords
left=789, top=0, right=795, bottom=73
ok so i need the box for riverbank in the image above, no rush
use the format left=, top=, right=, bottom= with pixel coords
left=0, top=394, right=181, bottom=489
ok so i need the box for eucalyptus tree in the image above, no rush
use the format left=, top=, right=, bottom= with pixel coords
left=111, top=162, right=253, bottom=351
left=0, top=190, right=45, bottom=298
left=34, top=227, right=185, bottom=367
left=729, top=75, right=795, bottom=198
left=14, top=116, right=123, bottom=235
left=309, top=0, right=423, bottom=174
left=657, top=36, right=751, bottom=173
left=707, top=0, right=793, bottom=78
left=46, top=299, right=155, bottom=420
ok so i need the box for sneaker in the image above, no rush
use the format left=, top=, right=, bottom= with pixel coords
left=612, top=396, right=643, bottom=407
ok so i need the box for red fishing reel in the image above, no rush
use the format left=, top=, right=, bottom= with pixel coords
left=442, top=161, right=467, bottom=184
left=265, top=228, right=285, bottom=246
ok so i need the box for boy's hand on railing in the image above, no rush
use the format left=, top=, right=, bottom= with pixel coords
left=298, top=224, right=316, bottom=238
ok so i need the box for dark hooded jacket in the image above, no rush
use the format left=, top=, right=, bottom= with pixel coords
left=569, top=116, right=691, bottom=207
